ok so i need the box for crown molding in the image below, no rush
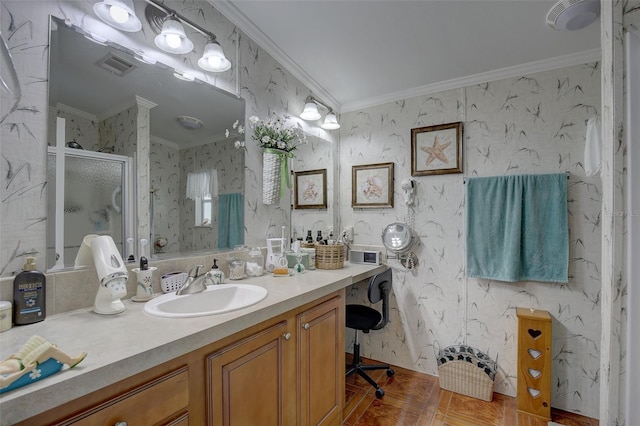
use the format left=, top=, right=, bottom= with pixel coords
left=97, top=95, right=157, bottom=122
left=55, top=103, right=98, bottom=122
left=150, top=135, right=180, bottom=150
left=341, top=48, right=601, bottom=113
left=209, top=0, right=341, bottom=112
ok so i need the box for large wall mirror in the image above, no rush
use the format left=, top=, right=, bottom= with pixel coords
left=47, top=16, right=245, bottom=269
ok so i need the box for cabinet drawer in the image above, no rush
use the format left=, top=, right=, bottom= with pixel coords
left=61, top=367, right=189, bottom=426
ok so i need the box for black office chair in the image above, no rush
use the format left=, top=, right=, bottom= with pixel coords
left=346, top=268, right=395, bottom=398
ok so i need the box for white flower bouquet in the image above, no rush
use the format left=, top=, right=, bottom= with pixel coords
left=247, top=113, right=307, bottom=153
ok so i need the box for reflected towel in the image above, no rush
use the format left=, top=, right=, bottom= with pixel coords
left=466, top=173, right=568, bottom=283
left=218, top=193, right=244, bottom=249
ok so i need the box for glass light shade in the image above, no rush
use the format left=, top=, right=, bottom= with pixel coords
left=198, top=41, right=231, bottom=72
left=300, top=102, right=321, bottom=120
left=154, top=18, right=194, bottom=54
left=93, top=0, right=142, bottom=32
left=321, top=112, right=340, bottom=130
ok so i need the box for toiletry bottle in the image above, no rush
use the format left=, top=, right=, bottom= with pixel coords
left=316, top=230, right=325, bottom=245
left=209, top=259, right=225, bottom=284
left=328, top=230, right=335, bottom=245
left=13, top=257, right=46, bottom=325
left=306, top=230, right=313, bottom=243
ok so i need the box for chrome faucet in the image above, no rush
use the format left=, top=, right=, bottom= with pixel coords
left=176, top=265, right=211, bottom=295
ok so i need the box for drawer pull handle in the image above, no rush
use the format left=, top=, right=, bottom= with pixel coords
left=303, top=323, right=310, bottom=330
left=283, top=332, right=291, bottom=341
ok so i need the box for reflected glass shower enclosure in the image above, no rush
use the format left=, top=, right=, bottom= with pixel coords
left=47, top=146, right=131, bottom=270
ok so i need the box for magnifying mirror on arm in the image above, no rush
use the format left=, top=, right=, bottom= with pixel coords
left=381, top=222, right=418, bottom=269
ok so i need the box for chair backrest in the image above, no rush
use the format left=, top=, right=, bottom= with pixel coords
left=368, top=268, right=392, bottom=330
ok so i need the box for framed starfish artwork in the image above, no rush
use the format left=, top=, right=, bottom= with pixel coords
left=411, top=122, right=463, bottom=176
left=352, top=162, right=394, bottom=208
left=293, top=169, right=327, bottom=209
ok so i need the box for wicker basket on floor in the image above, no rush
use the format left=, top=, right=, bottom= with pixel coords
left=438, top=360, right=494, bottom=401
left=436, top=344, right=497, bottom=402
left=315, top=244, right=344, bottom=269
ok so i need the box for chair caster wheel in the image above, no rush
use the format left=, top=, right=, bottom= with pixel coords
left=387, top=368, right=395, bottom=377
left=375, top=388, right=385, bottom=398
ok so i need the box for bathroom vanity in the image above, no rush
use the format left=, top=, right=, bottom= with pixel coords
left=0, top=263, right=384, bottom=425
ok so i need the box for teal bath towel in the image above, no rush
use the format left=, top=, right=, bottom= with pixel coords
left=466, top=173, right=568, bottom=283
left=218, top=193, right=244, bottom=249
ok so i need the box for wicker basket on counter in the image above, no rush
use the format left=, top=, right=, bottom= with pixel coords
left=315, top=244, right=344, bottom=269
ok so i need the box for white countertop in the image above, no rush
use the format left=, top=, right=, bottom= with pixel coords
left=0, top=263, right=384, bottom=425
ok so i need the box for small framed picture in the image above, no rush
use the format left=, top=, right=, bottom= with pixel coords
left=293, top=169, right=327, bottom=209
left=352, top=162, right=394, bottom=208
left=411, top=121, right=463, bottom=176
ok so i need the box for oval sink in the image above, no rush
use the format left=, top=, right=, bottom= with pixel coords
left=144, top=284, right=268, bottom=318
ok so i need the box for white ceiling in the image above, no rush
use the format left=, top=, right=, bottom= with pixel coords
left=217, top=0, right=601, bottom=112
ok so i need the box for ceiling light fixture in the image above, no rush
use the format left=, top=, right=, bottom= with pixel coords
left=155, top=16, right=194, bottom=54
left=198, top=38, right=231, bottom=72
left=177, top=115, right=203, bottom=130
left=546, top=0, right=600, bottom=31
left=93, top=0, right=142, bottom=32
left=300, top=96, right=340, bottom=130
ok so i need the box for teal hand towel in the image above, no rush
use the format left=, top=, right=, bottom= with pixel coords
left=218, top=193, right=244, bottom=249
left=466, top=173, right=568, bottom=283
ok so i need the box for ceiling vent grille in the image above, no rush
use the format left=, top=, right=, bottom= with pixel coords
left=95, top=53, right=136, bottom=77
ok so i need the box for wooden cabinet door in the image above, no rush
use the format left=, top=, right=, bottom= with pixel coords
left=59, top=367, right=189, bottom=426
left=297, top=294, right=344, bottom=426
left=206, top=320, right=296, bottom=426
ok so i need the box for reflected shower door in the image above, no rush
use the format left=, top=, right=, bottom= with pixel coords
left=47, top=149, right=128, bottom=269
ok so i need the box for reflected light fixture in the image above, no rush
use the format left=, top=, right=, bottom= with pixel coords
left=300, top=96, right=340, bottom=130
left=173, top=71, right=195, bottom=82
left=93, top=0, right=142, bottom=32
left=155, top=16, right=194, bottom=54
left=198, top=38, right=231, bottom=72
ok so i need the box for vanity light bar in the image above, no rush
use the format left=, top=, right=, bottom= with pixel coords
left=94, top=0, right=231, bottom=72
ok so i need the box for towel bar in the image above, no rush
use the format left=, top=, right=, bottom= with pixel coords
left=463, top=172, right=570, bottom=184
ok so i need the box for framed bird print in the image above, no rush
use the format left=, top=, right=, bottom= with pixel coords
left=411, top=122, right=463, bottom=176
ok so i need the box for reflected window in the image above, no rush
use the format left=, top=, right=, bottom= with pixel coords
left=196, top=195, right=212, bottom=227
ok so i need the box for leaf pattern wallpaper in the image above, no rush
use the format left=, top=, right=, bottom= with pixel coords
left=0, top=0, right=336, bottom=276
left=341, top=64, right=602, bottom=417
left=0, top=0, right=637, bottom=422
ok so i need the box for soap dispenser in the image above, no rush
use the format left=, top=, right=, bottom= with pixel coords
left=13, top=257, right=46, bottom=325
left=208, top=259, right=225, bottom=284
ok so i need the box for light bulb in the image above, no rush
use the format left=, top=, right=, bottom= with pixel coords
left=208, top=56, right=223, bottom=68
left=109, top=5, right=129, bottom=24
left=165, top=33, right=182, bottom=49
